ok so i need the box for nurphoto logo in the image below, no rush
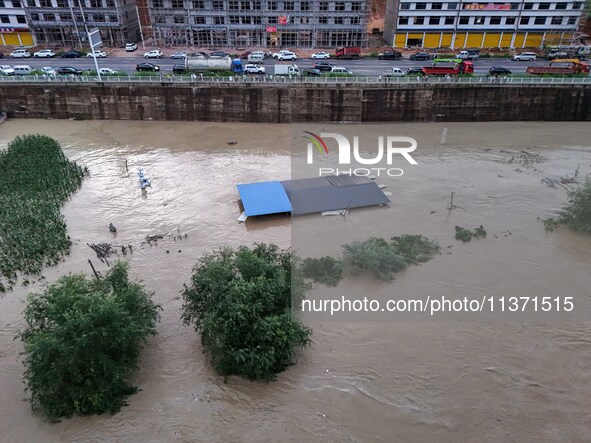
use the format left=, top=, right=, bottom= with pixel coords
left=303, top=131, right=418, bottom=177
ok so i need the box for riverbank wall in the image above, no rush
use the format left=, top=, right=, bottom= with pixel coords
left=1, top=82, right=589, bottom=122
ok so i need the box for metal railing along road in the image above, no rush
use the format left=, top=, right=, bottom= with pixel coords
left=0, top=74, right=590, bottom=86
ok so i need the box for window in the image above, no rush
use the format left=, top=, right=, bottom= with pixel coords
left=253, top=15, right=261, bottom=23
left=350, top=16, right=359, bottom=24
left=401, top=3, right=410, bottom=9
left=30, top=13, right=39, bottom=20
left=555, top=2, right=566, bottom=8
left=414, top=16, right=424, bottom=24
left=319, top=1, right=327, bottom=10
left=520, top=16, right=529, bottom=24
left=40, top=0, right=51, bottom=6
left=56, top=0, right=67, bottom=5
left=214, top=16, right=225, bottom=23
left=335, top=1, right=345, bottom=10
left=447, top=2, right=457, bottom=8
left=212, top=0, right=224, bottom=9
left=301, top=1, right=310, bottom=10
left=153, top=0, right=163, bottom=7
left=16, top=14, right=26, bottom=23
left=241, top=1, right=250, bottom=9
left=61, top=12, right=72, bottom=19
left=43, top=13, right=55, bottom=20
left=444, top=16, right=454, bottom=24
left=154, top=15, right=165, bottom=23
left=573, top=2, right=582, bottom=9
left=253, top=1, right=261, bottom=8
left=12, top=0, right=22, bottom=5
left=351, top=2, right=361, bottom=11
left=109, top=14, right=117, bottom=21
left=193, top=16, right=205, bottom=23
left=229, top=15, right=239, bottom=23
left=534, top=16, right=545, bottom=24
left=431, top=2, right=442, bottom=9
left=459, top=16, right=469, bottom=24
left=171, top=0, right=184, bottom=7
left=474, top=16, right=484, bottom=24
left=268, top=15, right=277, bottom=22
left=90, top=0, right=102, bottom=7
left=567, top=17, right=577, bottom=25
left=505, top=17, right=516, bottom=24
left=284, top=1, right=294, bottom=10
left=523, top=3, right=533, bottom=9
left=174, top=15, right=184, bottom=23
left=93, top=13, right=105, bottom=22
left=318, top=16, right=327, bottom=23
left=490, top=16, right=501, bottom=24
left=510, top=2, right=519, bottom=8
left=550, top=16, right=562, bottom=25
left=429, top=16, right=440, bottom=24
left=0, top=15, right=9, bottom=23
left=398, top=16, right=409, bottom=24
left=107, top=0, right=115, bottom=6
left=228, top=1, right=239, bottom=9
left=334, top=16, right=343, bottom=23
left=538, top=3, right=549, bottom=9
left=415, top=2, right=426, bottom=9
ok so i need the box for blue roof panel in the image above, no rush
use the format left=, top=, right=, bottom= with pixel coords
left=237, top=181, right=293, bottom=216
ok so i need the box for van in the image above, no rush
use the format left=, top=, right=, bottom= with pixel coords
left=458, top=50, right=479, bottom=60
left=331, top=66, right=353, bottom=74
left=247, top=52, right=265, bottom=64
left=10, top=48, right=31, bottom=58
left=13, top=65, right=33, bottom=75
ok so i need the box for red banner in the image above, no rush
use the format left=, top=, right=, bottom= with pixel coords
left=266, top=26, right=277, bottom=32
left=463, top=3, right=511, bottom=9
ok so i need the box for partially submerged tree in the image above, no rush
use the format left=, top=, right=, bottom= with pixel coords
left=181, top=243, right=310, bottom=381
left=20, top=262, right=160, bottom=418
left=558, top=179, right=591, bottom=233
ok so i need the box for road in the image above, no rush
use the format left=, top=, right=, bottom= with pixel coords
left=2, top=55, right=557, bottom=75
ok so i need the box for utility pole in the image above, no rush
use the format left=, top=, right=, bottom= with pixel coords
left=78, top=1, right=102, bottom=81
left=136, top=5, right=146, bottom=49
left=70, top=4, right=83, bottom=49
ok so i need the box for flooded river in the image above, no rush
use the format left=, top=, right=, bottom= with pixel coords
left=0, top=120, right=590, bottom=442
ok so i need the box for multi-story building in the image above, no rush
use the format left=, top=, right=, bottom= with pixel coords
left=148, top=0, right=370, bottom=48
left=0, top=0, right=34, bottom=45
left=23, top=0, right=141, bottom=48
left=384, top=0, right=587, bottom=49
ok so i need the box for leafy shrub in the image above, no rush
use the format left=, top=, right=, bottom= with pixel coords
left=301, top=256, right=343, bottom=286
left=20, top=262, right=160, bottom=418
left=181, top=244, right=311, bottom=381
left=557, top=179, right=591, bottom=233
left=455, top=225, right=487, bottom=242
left=390, top=234, right=441, bottom=264
left=342, top=237, right=408, bottom=281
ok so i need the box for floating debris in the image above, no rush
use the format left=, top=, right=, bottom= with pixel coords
left=109, top=223, right=117, bottom=233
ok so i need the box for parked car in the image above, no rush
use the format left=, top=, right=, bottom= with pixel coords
left=136, top=62, right=160, bottom=72
left=243, top=64, right=265, bottom=74
left=409, top=51, right=431, bottom=61
left=209, top=50, right=229, bottom=58
left=61, top=50, right=82, bottom=58
left=99, top=67, right=118, bottom=75
left=0, top=52, right=4, bottom=58
left=303, top=68, right=322, bottom=76
left=87, top=50, right=107, bottom=58
left=277, top=51, right=297, bottom=61
left=513, top=52, right=536, bottom=61
left=384, top=67, right=406, bottom=77
left=378, top=50, right=402, bottom=60
left=10, top=49, right=31, bottom=58
left=458, top=49, right=480, bottom=60
left=247, top=51, right=265, bottom=64
left=311, top=51, right=330, bottom=59
left=489, top=66, right=511, bottom=75
left=170, top=51, right=187, bottom=59
left=57, top=66, right=82, bottom=75
left=406, top=66, right=424, bottom=75
left=125, top=42, right=138, bottom=52
left=144, top=49, right=163, bottom=59
left=314, top=62, right=334, bottom=72
left=331, top=66, right=352, bottom=75
left=172, top=64, right=187, bottom=74
left=272, top=50, right=292, bottom=59
left=33, top=49, right=55, bottom=58
left=41, top=66, right=56, bottom=76
left=13, top=65, right=34, bottom=75
left=0, top=65, right=15, bottom=75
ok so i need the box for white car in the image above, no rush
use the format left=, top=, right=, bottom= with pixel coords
left=311, top=51, right=330, bottom=60
left=10, top=49, right=31, bottom=58
left=0, top=65, right=15, bottom=75
left=144, top=49, right=163, bottom=59
left=87, top=50, right=107, bottom=58
left=99, top=67, right=118, bottom=75
left=277, top=51, right=297, bottom=61
left=272, top=50, right=292, bottom=59
left=125, top=42, right=138, bottom=52
left=384, top=67, right=405, bottom=77
left=33, top=49, right=55, bottom=58
left=244, top=64, right=265, bottom=74
left=41, top=66, right=56, bottom=76
left=513, top=52, right=537, bottom=61
left=331, top=66, right=353, bottom=75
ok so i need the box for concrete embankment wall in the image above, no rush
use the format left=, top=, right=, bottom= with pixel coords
left=1, top=82, right=589, bottom=122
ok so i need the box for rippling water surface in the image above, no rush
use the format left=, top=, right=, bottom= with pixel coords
left=0, top=120, right=590, bottom=442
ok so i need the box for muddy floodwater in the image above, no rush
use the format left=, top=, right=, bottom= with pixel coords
left=0, top=120, right=590, bottom=442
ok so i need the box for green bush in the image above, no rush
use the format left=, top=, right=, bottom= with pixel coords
left=20, top=262, right=160, bottom=418
left=455, top=225, right=487, bottom=242
left=181, top=244, right=311, bottom=381
left=342, top=237, right=408, bottom=281
left=390, top=234, right=441, bottom=264
left=557, top=179, right=591, bottom=233
left=301, top=256, right=343, bottom=286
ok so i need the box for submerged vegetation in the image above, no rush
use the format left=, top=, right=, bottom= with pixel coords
left=543, top=179, right=591, bottom=233
left=0, top=135, right=86, bottom=292
left=20, top=262, right=160, bottom=418
left=455, top=225, right=487, bottom=242
left=301, top=235, right=441, bottom=284
left=181, top=244, right=311, bottom=381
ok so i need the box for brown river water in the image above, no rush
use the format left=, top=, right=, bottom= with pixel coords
left=0, top=120, right=590, bottom=442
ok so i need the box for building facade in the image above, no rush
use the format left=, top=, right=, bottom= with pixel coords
left=384, top=0, right=587, bottom=49
left=23, top=0, right=141, bottom=48
left=149, top=0, right=370, bottom=48
left=0, top=0, right=35, bottom=45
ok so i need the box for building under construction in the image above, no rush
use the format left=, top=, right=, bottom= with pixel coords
left=148, top=0, right=370, bottom=48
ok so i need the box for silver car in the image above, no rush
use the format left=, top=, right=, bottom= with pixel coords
left=513, top=52, right=537, bottom=61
